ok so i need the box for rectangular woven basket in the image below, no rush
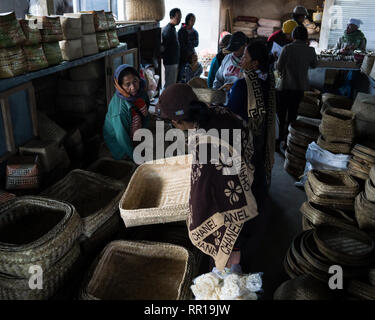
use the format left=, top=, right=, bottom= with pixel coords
left=80, top=240, right=193, bottom=300
left=119, top=155, right=191, bottom=228
left=41, top=170, right=125, bottom=237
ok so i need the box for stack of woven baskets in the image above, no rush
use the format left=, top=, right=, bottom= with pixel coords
left=320, top=93, right=353, bottom=115
left=298, top=91, right=322, bottom=119
left=285, top=120, right=319, bottom=178
left=304, top=170, right=359, bottom=211
left=0, top=197, right=82, bottom=300
left=318, top=107, right=356, bottom=155
left=348, top=145, right=375, bottom=181
left=41, top=170, right=126, bottom=256
left=355, top=167, right=375, bottom=232
left=281, top=225, right=375, bottom=300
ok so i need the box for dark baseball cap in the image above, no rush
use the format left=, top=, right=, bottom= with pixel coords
left=225, top=31, right=248, bottom=52
left=156, top=84, right=199, bottom=121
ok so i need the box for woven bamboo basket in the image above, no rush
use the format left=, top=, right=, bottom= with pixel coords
left=348, top=166, right=369, bottom=181
left=188, top=77, right=208, bottom=89
left=96, top=31, right=110, bottom=51
left=0, top=192, right=16, bottom=204
left=289, top=120, right=320, bottom=142
left=19, top=140, right=61, bottom=172
left=287, top=133, right=310, bottom=148
left=349, top=157, right=372, bottom=175
left=352, top=148, right=375, bottom=165
left=0, top=242, right=80, bottom=300
left=81, top=10, right=109, bottom=32
left=29, top=16, right=63, bottom=43
left=369, top=269, right=375, bottom=286
left=105, top=12, right=116, bottom=30
left=361, top=55, right=375, bottom=76
left=296, top=116, right=321, bottom=128
left=313, top=225, right=375, bottom=267
left=284, top=246, right=305, bottom=278
left=5, top=155, right=40, bottom=190
left=285, top=148, right=306, bottom=167
left=107, top=30, right=120, bottom=48
left=355, top=192, right=375, bottom=232
left=82, top=34, right=99, bottom=56
left=19, top=19, right=41, bottom=45
left=307, top=170, right=359, bottom=199
left=64, top=13, right=95, bottom=35
left=321, top=96, right=353, bottom=114
left=42, top=42, right=63, bottom=66
left=192, top=88, right=226, bottom=105
left=317, top=135, right=352, bottom=155
left=322, top=93, right=352, bottom=105
left=298, top=96, right=321, bottom=119
left=300, top=201, right=357, bottom=232
left=87, top=157, right=136, bottom=185
left=353, top=144, right=375, bottom=159
left=80, top=240, right=193, bottom=300
left=120, top=155, right=191, bottom=228
left=284, top=158, right=304, bottom=179
left=59, top=39, right=83, bottom=61
left=302, top=215, right=314, bottom=231
left=348, top=280, right=375, bottom=300
left=59, top=16, right=82, bottom=40
left=273, top=275, right=336, bottom=300
left=320, top=108, right=355, bottom=143
left=304, top=180, right=355, bottom=210
left=41, top=170, right=125, bottom=237
left=0, top=12, right=26, bottom=48
left=0, top=46, right=27, bottom=79
left=365, top=178, right=375, bottom=202
left=0, top=196, right=82, bottom=278
left=126, top=0, right=166, bottom=21
left=287, top=138, right=307, bottom=159
left=80, top=213, right=121, bottom=257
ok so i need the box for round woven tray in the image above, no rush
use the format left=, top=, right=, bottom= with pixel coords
left=285, top=148, right=306, bottom=167
left=317, top=135, right=352, bottom=154
left=304, top=180, right=355, bottom=210
left=298, top=98, right=321, bottom=119
left=348, top=166, right=369, bottom=181
left=273, top=275, right=336, bottom=300
left=287, top=133, right=311, bottom=148
left=313, top=225, right=375, bottom=267
left=300, top=201, right=357, bottom=232
left=349, top=157, right=372, bottom=175
left=0, top=197, right=82, bottom=278
left=289, top=120, right=320, bottom=141
left=353, top=144, right=375, bottom=158
left=287, top=138, right=307, bottom=159
left=348, top=280, right=375, bottom=300
left=352, top=149, right=375, bottom=165
left=355, top=192, right=375, bottom=232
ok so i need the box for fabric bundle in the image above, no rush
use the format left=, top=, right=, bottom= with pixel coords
left=60, top=16, right=82, bottom=40
left=28, top=15, right=63, bottom=43
left=0, top=46, right=27, bottom=78
left=0, top=12, right=26, bottom=49
left=22, top=44, right=48, bottom=72
left=42, top=42, right=63, bottom=66
left=348, top=145, right=375, bottom=181
left=59, top=39, right=83, bottom=61
left=19, top=18, right=41, bottom=45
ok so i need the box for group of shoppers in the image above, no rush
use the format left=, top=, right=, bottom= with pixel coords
left=161, top=8, right=202, bottom=88
left=102, top=5, right=367, bottom=274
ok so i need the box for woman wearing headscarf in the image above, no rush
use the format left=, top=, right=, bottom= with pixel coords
left=226, top=42, right=277, bottom=194
left=104, top=64, right=150, bottom=161
left=156, top=84, right=259, bottom=272
left=334, top=18, right=367, bottom=55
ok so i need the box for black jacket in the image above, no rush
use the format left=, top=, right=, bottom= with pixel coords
left=162, top=23, right=180, bottom=65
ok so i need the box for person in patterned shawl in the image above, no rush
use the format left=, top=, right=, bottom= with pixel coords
left=156, top=84, right=259, bottom=271
left=226, top=42, right=277, bottom=195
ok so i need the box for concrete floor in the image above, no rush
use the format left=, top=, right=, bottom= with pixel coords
left=239, top=152, right=307, bottom=300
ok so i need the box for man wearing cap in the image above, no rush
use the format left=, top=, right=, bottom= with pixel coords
left=212, top=31, right=248, bottom=91
left=267, top=19, right=298, bottom=61
left=292, top=5, right=309, bottom=26
left=334, top=18, right=367, bottom=55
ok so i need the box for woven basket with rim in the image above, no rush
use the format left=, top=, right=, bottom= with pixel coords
left=192, top=88, right=226, bottom=105
left=0, top=242, right=81, bottom=300
left=304, top=180, right=355, bottom=210
left=285, top=148, right=306, bottom=167
left=300, top=201, right=357, bottom=232
left=353, top=145, right=375, bottom=159
left=287, top=138, right=307, bottom=159
left=320, top=108, right=355, bottom=143
left=352, top=148, right=375, bottom=165
left=302, top=215, right=314, bottom=231
left=41, top=170, right=125, bottom=237
left=317, top=135, right=352, bottom=154
left=0, top=196, right=82, bottom=277
left=349, top=158, right=372, bottom=176
left=80, top=240, right=194, bottom=300
left=355, top=192, right=375, bottom=231
left=37, top=112, right=66, bottom=145
left=273, top=275, right=336, bottom=300
left=365, top=178, right=375, bottom=202
left=298, top=96, right=321, bottom=119
left=307, top=170, right=359, bottom=199
left=348, top=280, right=375, bottom=300
left=81, top=10, right=109, bottom=31
left=321, top=96, right=353, bottom=114
left=87, top=157, right=136, bottom=185
left=348, top=166, right=369, bottom=181
left=313, top=225, right=375, bottom=267
left=125, top=0, right=165, bottom=21
left=287, top=133, right=310, bottom=148
left=284, top=158, right=304, bottom=179
left=120, top=155, right=191, bottom=228
left=289, top=120, right=320, bottom=142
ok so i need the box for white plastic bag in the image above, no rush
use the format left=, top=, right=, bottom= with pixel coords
left=295, top=142, right=351, bottom=187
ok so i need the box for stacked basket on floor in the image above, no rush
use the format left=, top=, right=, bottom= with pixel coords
left=80, top=155, right=201, bottom=300
left=0, top=197, right=83, bottom=300
left=348, top=145, right=375, bottom=182
left=285, top=120, right=319, bottom=178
